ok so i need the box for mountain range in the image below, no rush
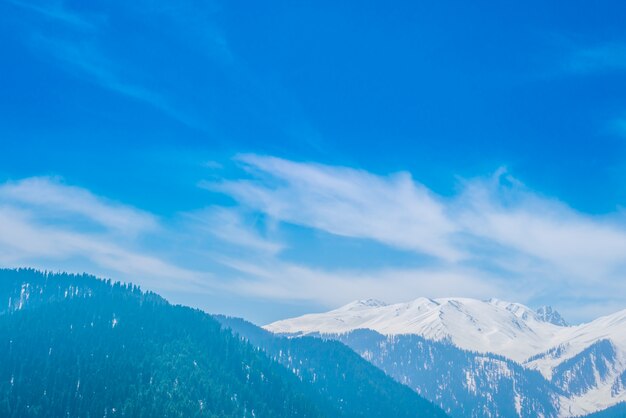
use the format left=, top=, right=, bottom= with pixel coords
left=0, top=268, right=444, bottom=418
left=2, top=267, right=625, bottom=417
left=266, top=297, right=626, bottom=417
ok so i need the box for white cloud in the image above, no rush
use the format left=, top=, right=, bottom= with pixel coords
left=183, top=206, right=284, bottom=256
left=214, top=256, right=510, bottom=308
left=457, top=174, right=626, bottom=282
left=2, top=159, right=625, bottom=323
left=207, top=154, right=461, bottom=261
left=0, top=177, right=158, bottom=235
left=0, top=177, right=207, bottom=293
left=202, top=155, right=626, bottom=321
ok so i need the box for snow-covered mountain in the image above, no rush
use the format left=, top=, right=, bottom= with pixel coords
left=333, top=329, right=562, bottom=418
left=265, top=297, right=626, bottom=417
left=536, top=305, right=568, bottom=326
left=266, top=297, right=565, bottom=362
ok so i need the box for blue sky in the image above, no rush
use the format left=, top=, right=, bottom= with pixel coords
left=1, top=0, right=626, bottom=323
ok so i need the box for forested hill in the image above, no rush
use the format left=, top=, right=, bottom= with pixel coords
left=0, top=268, right=446, bottom=418
left=217, top=316, right=446, bottom=418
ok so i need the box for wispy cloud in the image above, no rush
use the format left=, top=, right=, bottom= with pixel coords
left=214, top=255, right=509, bottom=307
left=183, top=207, right=284, bottom=256
left=2, top=158, right=625, bottom=322
left=456, top=173, right=626, bottom=281
left=8, top=0, right=323, bottom=152
left=30, top=34, right=210, bottom=132
left=0, top=177, right=208, bottom=292
left=0, top=177, right=158, bottom=235
left=203, top=155, right=626, bottom=321
left=10, top=0, right=218, bottom=133
left=205, top=154, right=461, bottom=261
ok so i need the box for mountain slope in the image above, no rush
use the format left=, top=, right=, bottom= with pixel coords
left=0, top=269, right=446, bottom=418
left=217, top=316, right=447, bottom=418
left=266, top=297, right=626, bottom=416
left=0, top=269, right=325, bottom=418
left=333, top=329, right=562, bottom=418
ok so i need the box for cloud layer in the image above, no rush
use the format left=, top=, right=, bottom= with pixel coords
left=208, top=155, right=460, bottom=261
left=0, top=177, right=205, bottom=292
left=1, top=157, right=625, bottom=323
left=204, top=155, right=626, bottom=321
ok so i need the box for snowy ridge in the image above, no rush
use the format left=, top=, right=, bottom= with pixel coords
left=266, top=297, right=563, bottom=362
left=265, top=297, right=626, bottom=416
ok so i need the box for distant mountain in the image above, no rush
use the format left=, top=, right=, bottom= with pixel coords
left=333, top=329, right=561, bottom=418
left=0, top=269, right=446, bottom=418
left=536, top=306, right=568, bottom=326
left=266, top=297, right=626, bottom=417
left=266, top=297, right=565, bottom=362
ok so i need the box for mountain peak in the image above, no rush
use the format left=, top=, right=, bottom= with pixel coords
left=535, top=305, right=568, bottom=326
left=265, top=296, right=567, bottom=362
left=346, top=299, right=387, bottom=309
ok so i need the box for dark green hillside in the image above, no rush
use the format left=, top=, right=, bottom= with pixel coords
left=0, top=269, right=324, bottom=418
left=0, top=269, right=446, bottom=418
left=217, top=316, right=447, bottom=418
